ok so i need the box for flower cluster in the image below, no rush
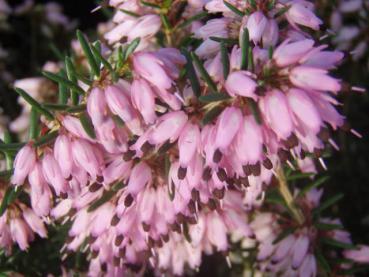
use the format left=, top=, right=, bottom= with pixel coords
left=0, top=0, right=367, bottom=275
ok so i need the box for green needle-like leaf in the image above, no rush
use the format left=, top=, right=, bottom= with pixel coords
left=199, top=93, right=231, bottom=103
left=182, top=49, right=201, bottom=98
left=124, top=38, right=141, bottom=61
left=178, top=11, right=208, bottom=29
left=76, top=30, right=100, bottom=78
left=43, top=71, right=85, bottom=96
left=190, top=52, right=218, bottom=93
left=14, top=88, right=54, bottom=120
left=220, top=42, right=230, bottom=79
left=80, top=112, right=96, bottom=139
left=241, top=28, right=249, bottom=70
left=29, top=108, right=39, bottom=140
left=223, top=1, right=244, bottom=16
left=91, top=43, right=118, bottom=81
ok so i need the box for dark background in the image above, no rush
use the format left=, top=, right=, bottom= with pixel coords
left=0, top=0, right=368, bottom=276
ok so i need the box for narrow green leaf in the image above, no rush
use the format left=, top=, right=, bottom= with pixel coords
left=124, top=38, right=141, bottom=61
left=34, top=131, right=59, bottom=147
left=272, top=227, right=296, bottom=244
left=248, top=0, right=257, bottom=8
left=0, top=187, right=21, bottom=216
left=29, top=108, right=39, bottom=140
left=0, top=170, right=13, bottom=180
left=80, top=112, right=96, bottom=139
left=93, top=41, right=102, bottom=69
left=220, top=42, right=230, bottom=80
left=76, top=30, right=100, bottom=78
left=118, top=8, right=140, bottom=17
left=202, top=106, right=223, bottom=125
left=91, top=44, right=118, bottom=81
left=0, top=142, right=25, bottom=151
left=209, top=36, right=238, bottom=45
left=43, top=103, right=70, bottom=111
left=248, top=46, right=254, bottom=71
left=223, top=1, right=244, bottom=16
left=316, top=222, right=343, bottom=231
left=298, top=176, right=330, bottom=198
left=287, top=172, right=314, bottom=181
left=248, top=98, right=262, bottom=124
left=315, top=250, right=331, bottom=274
left=43, top=71, right=85, bottom=96
left=58, top=72, right=69, bottom=105
left=140, top=0, right=160, bottom=8
left=199, top=93, right=231, bottom=103
left=49, top=42, right=64, bottom=60
left=275, top=5, right=291, bottom=18
left=241, top=28, right=249, bottom=70
left=66, top=104, right=86, bottom=113
left=3, top=131, right=13, bottom=169
left=65, top=56, right=80, bottom=106
left=313, top=193, right=344, bottom=216
left=160, top=14, right=171, bottom=30
left=88, top=182, right=125, bottom=212
left=182, top=49, right=201, bottom=98
left=268, top=45, right=274, bottom=60
left=190, top=52, right=218, bottom=93
left=178, top=11, right=208, bottom=29
left=321, top=238, right=357, bottom=250
left=14, top=88, right=54, bottom=120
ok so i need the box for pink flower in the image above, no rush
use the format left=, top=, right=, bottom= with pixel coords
left=344, top=245, right=369, bottom=263
left=87, top=87, right=107, bottom=126
left=215, top=107, right=243, bottom=152
left=105, top=85, right=142, bottom=134
left=71, top=139, right=104, bottom=180
left=131, top=79, right=157, bottom=124
left=262, top=19, right=279, bottom=47
left=178, top=123, right=201, bottom=168
left=22, top=208, right=47, bottom=238
left=133, top=52, right=173, bottom=90
left=290, top=66, right=341, bottom=93
left=287, top=88, right=322, bottom=134
left=287, top=3, right=322, bottom=30
left=273, top=39, right=314, bottom=67
left=11, top=144, right=36, bottom=186
left=9, top=218, right=31, bottom=250
left=126, top=162, right=152, bottom=198
left=54, top=134, right=74, bottom=179
left=260, top=90, right=293, bottom=140
left=245, top=11, right=268, bottom=44
left=148, top=111, right=188, bottom=145
left=42, top=152, right=67, bottom=196
left=225, top=71, right=257, bottom=100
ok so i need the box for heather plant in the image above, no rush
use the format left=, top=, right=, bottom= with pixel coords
left=0, top=0, right=368, bottom=276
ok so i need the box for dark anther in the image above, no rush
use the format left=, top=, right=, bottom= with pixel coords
left=91, top=250, right=99, bottom=259
left=124, top=194, right=134, bottom=207
left=161, top=234, right=169, bottom=243
left=96, top=175, right=104, bottom=183
left=111, top=214, right=120, bottom=226
left=202, top=166, right=212, bottom=181
left=213, top=188, right=225, bottom=199
left=119, top=248, right=126, bottom=257
left=142, top=222, right=151, bottom=232
left=115, top=235, right=124, bottom=246
left=242, top=164, right=252, bottom=176
left=213, top=149, right=223, bottom=163
left=89, top=182, right=102, bottom=192
left=188, top=200, right=196, bottom=214
left=191, top=189, right=200, bottom=201
left=113, top=256, right=120, bottom=267
left=250, top=162, right=261, bottom=176
left=178, top=166, right=187, bottom=180
left=318, top=128, right=330, bottom=142
left=123, top=150, right=136, bottom=161
left=217, top=168, right=227, bottom=181
left=240, top=176, right=249, bottom=187
left=314, top=148, right=322, bottom=158
left=277, top=149, right=289, bottom=162
left=262, top=158, right=273, bottom=170
left=140, top=141, right=154, bottom=154
left=208, top=198, right=217, bottom=210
